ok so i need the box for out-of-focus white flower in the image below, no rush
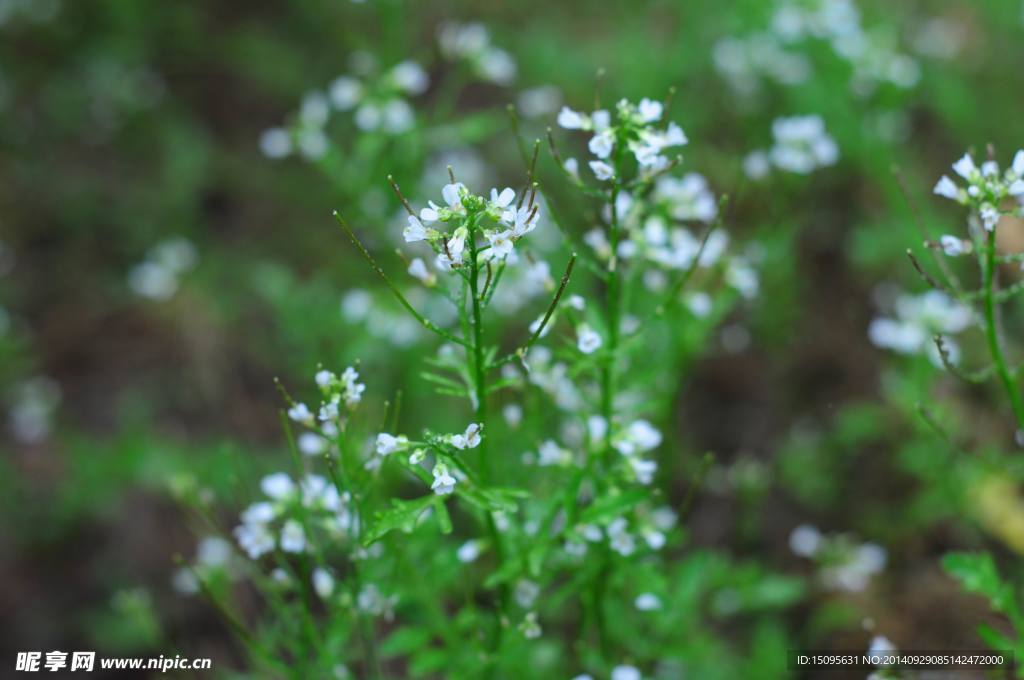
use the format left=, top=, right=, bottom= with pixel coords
left=515, top=579, right=540, bottom=608
left=611, top=665, right=642, bottom=680
left=261, top=472, right=296, bottom=500
left=939, top=235, right=968, bottom=256
left=768, top=115, right=838, bottom=174
left=517, top=85, right=561, bottom=117
left=576, top=324, right=602, bottom=354
left=298, top=432, right=328, bottom=456
left=128, top=237, right=197, bottom=300
left=590, top=160, right=614, bottom=181
left=279, top=520, right=306, bottom=553
left=313, top=568, right=335, bottom=598
left=457, top=540, right=483, bottom=563
left=259, top=127, right=292, bottom=159
left=635, top=593, right=662, bottom=611
left=788, top=524, right=822, bottom=557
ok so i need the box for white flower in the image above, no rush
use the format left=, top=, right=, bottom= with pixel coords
left=287, top=402, right=313, bottom=424
left=315, top=370, right=334, bottom=387
left=451, top=423, right=482, bottom=449
left=312, top=568, right=335, bottom=598
left=404, top=215, right=428, bottom=242
left=389, top=60, right=429, bottom=95
left=939, top=235, right=967, bottom=256
left=611, top=665, right=642, bottom=680
left=567, top=294, right=586, bottom=311
left=635, top=593, right=662, bottom=611
left=298, top=432, right=328, bottom=456
left=442, top=182, right=466, bottom=210
left=608, top=518, right=636, bottom=556
left=280, top=520, right=306, bottom=553
left=664, top=121, right=687, bottom=146
left=431, top=462, right=457, bottom=495
left=259, top=127, right=292, bottom=159
left=447, top=232, right=467, bottom=261
left=869, top=635, right=897, bottom=657
left=234, top=522, right=275, bottom=559
left=329, top=76, right=363, bottom=110
left=457, top=540, right=482, bottom=563
left=503, top=205, right=540, bottom=237
left=637, top=97, right=663, bottom=123
left=381, top=99, right=415, bottom=133
left=490, top=187, right=516, bottom=211
left=588, top=131, right=614, bottom=159
left=375, top=433, right=408, bottom=456
left=557, top=106, right=587, bottom=129
left=980, top=203, right=1000, bottom=231
left=486, top=230, right=515, bottom=259
left=299, top=92, right=330, bottom=127
left=519, top=612, right=542, bottom=639
left=614, top=420, right=663, bottom=456
left=564, top=157, right=580, bottom=179
left=933, top=175, right=960, bottom=201
left=952, top=152, right=977, bottom=180
left=589, top=160, right=614, bottom=181
left=537, top=439, right=571, bottom=466
left=629, top=457, right=657, bottom=485
left=743, top=150, right=771, bottom=179
left=788, top=524, right=822, bottom=557
left=515, top=579, right=540, bottom=607
left=261, top=472, right=295, bottom=500
left=576, top=324, right=602, bottom=354
left=241, top=501, right=276, bottom=525
left=503, top=404, right=523, bottom=427
left=768, top=114, right=838, bottom=174
left=407, top=258, right=434, bottom=285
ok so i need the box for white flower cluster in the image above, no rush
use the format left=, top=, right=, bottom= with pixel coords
left=789, top=524, right=887, bottom=592
left=868, top=288, right=973, bottom=367
left=583, top=185, right=761, bottom=301
left=714, top=0, right=918, bottom=98
left=374, top=422, right=480, bottom=496
left=403, top=181, right=540, bottom=270
left=558, top=97, right=687, bottom=180
left=522, top=346, right=583, bottom=411
left=612, top=420, right=662, bottom=486
left=287, top=366, right=366, bottom=455
left=933, top=150, right=1024, bottom=231
left=127, top=237, right=197, bottom=301
left=260, top=58, right=429, bottom=160
left=569, top=506, right=677, bottom=560
left=745, top=115, right=838, bottom=178
left=341, top=288, right=457, bottom=347
left=234, top=472, right=354, bottom=560
left=437, top=22, right=516, bottom=85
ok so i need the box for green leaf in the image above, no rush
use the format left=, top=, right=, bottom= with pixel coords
left=362, top=496, right=436, bottom=546
left=578, top=488, right=647, bottom=524
left=942, top=551, right=1015, bottom=614
left=379, top=627, right=433, bottom=658
left=976, top=623, right=1015, bottom=654
left=433, top=496, right=453, bottom=534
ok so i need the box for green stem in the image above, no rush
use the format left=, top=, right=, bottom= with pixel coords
left=466, top=220, right=509, bottom=661
left=982, top=229, right=1024, bottom=429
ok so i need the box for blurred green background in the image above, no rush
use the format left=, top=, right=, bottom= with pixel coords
left=5, top=0, right=1024, bottom=676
